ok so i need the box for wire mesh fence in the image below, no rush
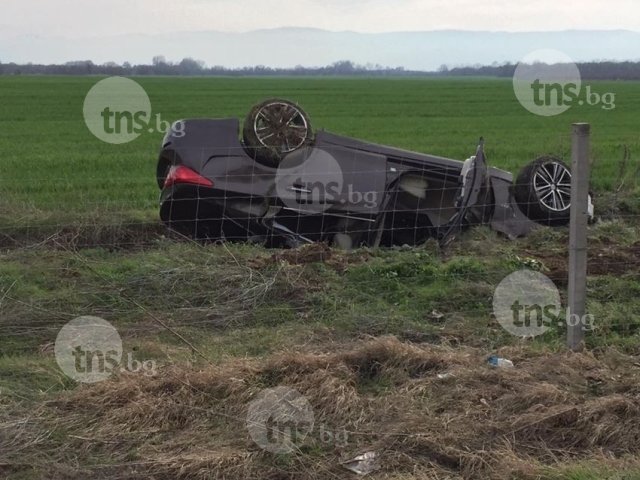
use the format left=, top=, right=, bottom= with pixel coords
left=2, top=119, right=640, bottom=479
left=1, top=127, right=639, bottom=353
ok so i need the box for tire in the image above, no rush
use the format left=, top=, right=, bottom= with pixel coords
left=515, top=157, right=572, bottom=226
left=243, top=98, right=314, bottom=167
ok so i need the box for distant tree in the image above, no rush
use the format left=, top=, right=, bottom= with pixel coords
left=178, top=57, right=204, bottom=75
left=332, top=60, right=355, bottom=73
left=62, top=60, right=94, bottom=74
left=152, top=55, right=166, bottom=66
left=64, top=60, right=93, bottom=67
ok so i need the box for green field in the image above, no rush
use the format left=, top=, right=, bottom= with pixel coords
left=1, top=76, right=640, bottom=479
left=1, top=75, right=639, bottom=223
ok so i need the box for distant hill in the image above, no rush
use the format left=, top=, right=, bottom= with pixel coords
left=2, top=28, right=640, bottom=71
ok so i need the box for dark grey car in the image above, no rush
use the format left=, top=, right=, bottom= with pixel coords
left=157, top=99, right=588, bottom=248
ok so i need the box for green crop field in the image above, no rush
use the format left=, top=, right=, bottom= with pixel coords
left=1, top=75, right=639, bottom=224
left=1, top=75, right=640, bottom=480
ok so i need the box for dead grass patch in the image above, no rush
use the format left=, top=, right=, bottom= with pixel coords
left=4, top=337, right=640, bottom=479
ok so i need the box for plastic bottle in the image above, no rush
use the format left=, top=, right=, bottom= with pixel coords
left=488, top=356, right=514, bottom=368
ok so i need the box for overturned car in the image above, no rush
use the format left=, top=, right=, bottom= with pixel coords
left=157, top=99, right=589, bottom=248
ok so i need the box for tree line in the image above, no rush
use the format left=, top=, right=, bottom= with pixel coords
left=437, top=61, right=640, bottom=80
left=2, top=57, right=640, bottom=79
left=0, top=58, right=416, bottom=77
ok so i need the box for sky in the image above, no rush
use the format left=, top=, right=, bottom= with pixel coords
left=4, top=0, right=640, bottom=38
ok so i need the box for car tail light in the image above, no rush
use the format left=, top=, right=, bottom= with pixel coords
left=164, top=165, right=213, bottom=188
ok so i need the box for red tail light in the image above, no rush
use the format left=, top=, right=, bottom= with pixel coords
left=164, top=165, right=213, bottom=188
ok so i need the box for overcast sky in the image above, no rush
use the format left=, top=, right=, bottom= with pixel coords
left=4, top=0, right=640, bottom=38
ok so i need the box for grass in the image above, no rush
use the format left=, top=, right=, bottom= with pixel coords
left=1, top=226, right=639, bottom=478
left=1, top=75, right=639, bottom=479
left=1, top=76, right=640, bottom=223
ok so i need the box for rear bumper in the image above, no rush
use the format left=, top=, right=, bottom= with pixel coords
left=160, top=184, right=266, bottom=240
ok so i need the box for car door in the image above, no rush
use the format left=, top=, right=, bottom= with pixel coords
left=437, top=140, right=489, bottom=245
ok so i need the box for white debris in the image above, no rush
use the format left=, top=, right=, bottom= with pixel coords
left=342, top=451, right=380, bottom=475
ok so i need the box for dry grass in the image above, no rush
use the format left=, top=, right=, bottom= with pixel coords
left=3, top=337, right=640, bottom=479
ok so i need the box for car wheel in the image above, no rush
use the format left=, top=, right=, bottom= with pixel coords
left=242, top=98, right=314, bottom=167
left=515, top=157, right=573, bottom=226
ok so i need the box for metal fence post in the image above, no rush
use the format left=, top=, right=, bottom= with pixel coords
left=567, top=123, right=590, bottom=352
